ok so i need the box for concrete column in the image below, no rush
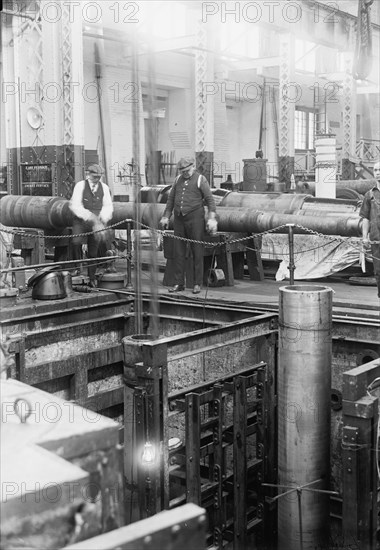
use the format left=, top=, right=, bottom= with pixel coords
left=315, top=135, right=337, bottom=198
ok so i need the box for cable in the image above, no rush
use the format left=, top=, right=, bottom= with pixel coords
left=202, top=246, right=217, bottom=329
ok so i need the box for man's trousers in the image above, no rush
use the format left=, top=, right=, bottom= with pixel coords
left=71, top=219, right=110, bottom=282
left=172, top=207, right=205, bottom=287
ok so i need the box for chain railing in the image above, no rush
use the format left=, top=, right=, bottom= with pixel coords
left=1, top=221, right=379, bottom=285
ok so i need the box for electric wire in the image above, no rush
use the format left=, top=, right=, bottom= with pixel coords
left=202, top=246, right=217, bottom=329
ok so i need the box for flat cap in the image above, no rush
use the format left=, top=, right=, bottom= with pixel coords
left=86, top=164, right=104, bottom=175
left=177, top=157, right=195, bottom=170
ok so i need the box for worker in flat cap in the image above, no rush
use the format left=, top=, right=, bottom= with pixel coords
left=70, top=164, right=114, bottom=287
left=160, top=157, right=217, bottom=294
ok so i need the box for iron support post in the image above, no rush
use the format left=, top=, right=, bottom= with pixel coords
left=126, top=221, right=133, bottom=290
left=286, top=223, right=295, bottom=285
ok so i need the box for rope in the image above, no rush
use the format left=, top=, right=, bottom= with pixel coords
left=262, top=479, right=339, bottom=550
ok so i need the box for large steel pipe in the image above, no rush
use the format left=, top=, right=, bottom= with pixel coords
left=298, top=179, right=377, bottom=197
left=113, top=203, right=362, bottom=236
left=0, top=195, right=362, bottom=236
left=211, top=208, right=361, bottom=236
left=278, top=285, right=333, bottom=550
left=0, top=195, right=73, bottom=229
left=219, top=191, right=360, bottom=214
left=219, top=191, right=306, bottom=212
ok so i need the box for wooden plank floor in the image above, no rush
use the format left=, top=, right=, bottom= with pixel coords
left=122, top=251, right=380, bottom=320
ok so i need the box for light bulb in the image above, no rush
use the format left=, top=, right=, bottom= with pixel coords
left=142, top=442, right=155, bottom=465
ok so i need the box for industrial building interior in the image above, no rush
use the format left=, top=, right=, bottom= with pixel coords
left=1, top=1, right=380, bottom=549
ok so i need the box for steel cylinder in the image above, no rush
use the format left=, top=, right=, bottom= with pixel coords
left=138, top=185, right=172, bottom=204
left=278, top=285, right=333, bottom=550
left=301, top=196, right=359, bottom=215
left=0, top=196, right=362, bottom=236
left=299, top=179, right=377, bottom=197
left=0, top=195, right=72, bottom=229
left=219, top=191, right=360, bottom=215
left=213, top=208, right=362, bottom=236
left=219, top=191, right=306, bottom=212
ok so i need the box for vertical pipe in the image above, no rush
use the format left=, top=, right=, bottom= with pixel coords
left=145, top=39, right=159, bottom=340
left=17, top=77, right=23, bottom=195
left=94, top=43, right=108, bottom=180
left=131, top=29, right=142, bottom=334
left=278, top=285, right=333, bottom=550
left=287, top=223, right=295, bottom=285
left=126, top=221, right=133, bottom=290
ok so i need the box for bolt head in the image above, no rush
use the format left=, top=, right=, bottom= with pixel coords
left=171, top=524, right=180, bottom=536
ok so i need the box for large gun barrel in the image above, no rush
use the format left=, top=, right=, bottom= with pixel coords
left=0, top=194, right=362, bottom=237
left=219, top=191, right=360, bottom=215
left=297, top=179, right=376, bottom=198
left=1, top=195, right=74, bottom=230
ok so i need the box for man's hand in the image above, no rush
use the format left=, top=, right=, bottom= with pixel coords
left=160, top=217, right=169, bottom=230
left=362, top=236, right=371, bottom=249
left=206, top=218, right=218, bottom=235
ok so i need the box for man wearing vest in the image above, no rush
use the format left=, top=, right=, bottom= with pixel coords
left=70, top=164, right=114, bottom=287
left=360, top=160, right=380, bottom=298
left=160, top=157, right=218, bottom=294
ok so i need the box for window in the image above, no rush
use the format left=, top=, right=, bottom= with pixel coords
left=295, top=109, right=315, bottom=149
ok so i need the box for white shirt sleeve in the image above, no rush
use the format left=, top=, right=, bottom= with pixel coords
left=69, top=180, right=93, bottom=222
left=99, top=183, right=114, bottom=224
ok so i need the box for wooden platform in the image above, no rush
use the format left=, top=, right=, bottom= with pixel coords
left=132, top=250, right=380, bottom=320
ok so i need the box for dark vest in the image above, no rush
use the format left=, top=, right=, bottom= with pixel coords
left=173, top=172, right=204, bottom=216
left=82, top=180, right=104, bottom=215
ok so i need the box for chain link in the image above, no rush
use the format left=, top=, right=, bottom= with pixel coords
left=1, top=219, right=379, bottom=247
left=142, top=222, right=291, bottom=247
left=293, top=223, right=380, bottom=249
left=0, top=218, right=135, bottom=240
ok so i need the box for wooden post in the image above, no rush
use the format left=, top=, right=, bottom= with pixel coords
left=13, top=228, right=45, bottom=265
left=211, top=383, right=224, bottom=547
left=234, top=375, right=247, bottom=550
left=342, top=359, right=379, bottom=548
left=123, top=338, right=168, bottom=520
left=185, top=393, right=201, bottom=503
left=256, top=365, right=267, bottom=546
left=246, top=235, right=264, bottom=281
left=217, top=235, right=235, bottom=286
left=262, top=335, right=278, bottom=547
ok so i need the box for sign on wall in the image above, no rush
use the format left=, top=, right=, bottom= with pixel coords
left=21, top=164, right=53, bottom=196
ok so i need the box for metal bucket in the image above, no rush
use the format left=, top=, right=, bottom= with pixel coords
left=29, top=270, right=66, bottom=300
